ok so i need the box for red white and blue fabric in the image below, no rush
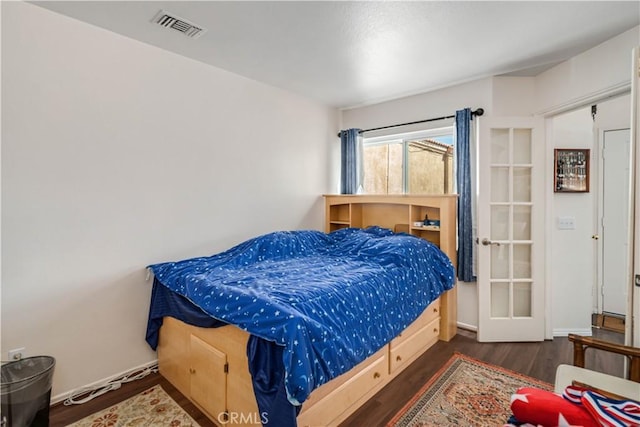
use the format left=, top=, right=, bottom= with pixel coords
left=509, top=386, right=640, bottom=426
left=567, top=385, right=640, bottom=427
left=509, top=387, right=597, bottom=426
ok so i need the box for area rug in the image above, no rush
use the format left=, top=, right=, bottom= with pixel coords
left=67, top=385, right=200, bottom=427
left=386, top=352, right=553, bottom=427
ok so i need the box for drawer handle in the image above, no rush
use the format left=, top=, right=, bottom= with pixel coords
left=434, top=328, right=439, bottom=333
left=190, top=368, right=196, bottom=374
left=433, top=307, right=438, bottom=313
left=396, top=355, right=402, bottom=362
left=373, top=372, right=381, bottom=379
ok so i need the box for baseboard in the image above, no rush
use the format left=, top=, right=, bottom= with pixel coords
left=553, top=328, right=593, bottom=337
left=458, top=323, right=590, bottom=337
left=51, top=359, right=158, bottom=405
left=457, top=321, right=477, bottom=332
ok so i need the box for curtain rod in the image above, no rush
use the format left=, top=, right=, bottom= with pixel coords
left=337, top=108, right=484, bottom=137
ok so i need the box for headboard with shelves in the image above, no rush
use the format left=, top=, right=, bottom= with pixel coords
left=323, top=194, right=458, bottom=340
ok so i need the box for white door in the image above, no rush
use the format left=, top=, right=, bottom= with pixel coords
left=601, top=129, right=631, bottom=316
left=477, top=116, right=545, bottom=342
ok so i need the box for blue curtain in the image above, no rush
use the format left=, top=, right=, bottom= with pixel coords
left=456, top=108, right=475, bottom=282
left=340, top=128, right=363, bottom=194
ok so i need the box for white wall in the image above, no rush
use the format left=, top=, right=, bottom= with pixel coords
left=549, top=94, right=632, bottom=336
left=548, top=108, right=596, bottom=335
left=343, top=78, right=493, bottom=330
left=340, top=26, right=639, bottom=334
left=535, top=26, right=639, bottom=114
left=492, top=76, right=536, bottom=116
left=342, top=78, right=493, bottom=136
left=597, top=94, right=634, bottom=131
left=1, top=2, right=338, bottom=399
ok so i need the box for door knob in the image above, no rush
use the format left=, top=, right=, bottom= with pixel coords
left=481, top=238, right=500, bottom=246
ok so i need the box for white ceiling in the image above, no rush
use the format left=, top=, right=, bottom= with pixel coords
left=31, top=1, right=640, bottom=109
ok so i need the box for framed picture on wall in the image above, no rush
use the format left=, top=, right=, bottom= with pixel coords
left=554, top=148, right=590, bottom=193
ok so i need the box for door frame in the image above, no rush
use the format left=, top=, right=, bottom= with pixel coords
left=596, top=127, right=633, bottom=317
left=632, top=46, right=639, bottom=347
left=541, top=91, right=634, bottom=341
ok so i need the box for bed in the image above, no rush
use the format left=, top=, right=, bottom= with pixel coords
left=146, top=195, right=458, bottom=427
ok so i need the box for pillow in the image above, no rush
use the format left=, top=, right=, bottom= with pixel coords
left=510, top=387, right=598, bottom=427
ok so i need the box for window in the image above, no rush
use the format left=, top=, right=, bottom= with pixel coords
left=362, top=127, right=455, bottom=194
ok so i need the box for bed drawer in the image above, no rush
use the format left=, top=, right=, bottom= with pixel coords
left=297, top=349, right=389, bottom=427
left=390, top=300, right=440, bottom=348
left=389, top=317, right=440, bottom=375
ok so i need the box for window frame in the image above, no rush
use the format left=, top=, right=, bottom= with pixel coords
left=363, top=126, right=455, bottom=194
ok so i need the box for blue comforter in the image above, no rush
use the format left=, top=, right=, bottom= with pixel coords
left=148, top=226, right=454, bottom=408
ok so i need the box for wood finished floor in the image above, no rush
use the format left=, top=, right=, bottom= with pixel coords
left=49, top=328, right=624, bottom=427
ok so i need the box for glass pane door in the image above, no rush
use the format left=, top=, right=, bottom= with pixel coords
left=478, top=116, right=544, bottom=342
left=489, top=128, right=533, bottom=319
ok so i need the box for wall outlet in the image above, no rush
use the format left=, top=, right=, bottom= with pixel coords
left=8, top=347, right=25, bottom=361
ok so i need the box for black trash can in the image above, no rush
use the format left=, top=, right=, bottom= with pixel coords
left=1, top=356, right=56, bottom=427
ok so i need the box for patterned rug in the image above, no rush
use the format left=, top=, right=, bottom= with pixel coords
left=386, top=353, right=553, bottom=427
left=67, top=385, right=200, bottom=427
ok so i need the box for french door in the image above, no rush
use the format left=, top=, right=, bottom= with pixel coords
left=477, top=116, right=545, bottom=342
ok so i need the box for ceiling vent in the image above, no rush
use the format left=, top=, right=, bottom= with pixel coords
left=151, top=10, right=207, bottom=39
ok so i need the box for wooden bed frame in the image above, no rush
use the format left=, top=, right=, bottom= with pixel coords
left=157, top=195, right=458, bottom=427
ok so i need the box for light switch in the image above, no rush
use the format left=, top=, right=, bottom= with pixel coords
left=557, top=216, right=576, bottom=230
